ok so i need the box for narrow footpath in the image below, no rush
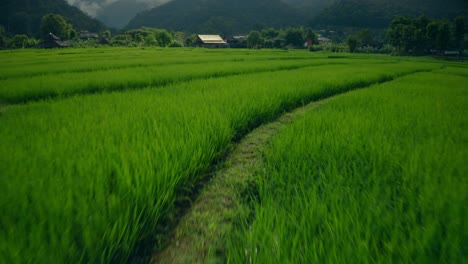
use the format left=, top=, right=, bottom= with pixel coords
left=152, top=98, right=333, bottom=264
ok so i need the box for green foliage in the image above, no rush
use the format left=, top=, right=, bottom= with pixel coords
left=387, top=15, right=467, bottom=55
left=185, top=34, right=198, bottom=47
left=356, top=29, right=373, bottom=46
left=346, top=35, right=359, bottom=53
left=154, top=29, right=172, bottom=47
left=247, top=31, right=264, bottom=49
left=284, top=27, right=304, bottom=47
left=111, top=34, right=132, bottom=46
left=262, top=27, right=279, bottom=39
left=144, top=34, right=158, bottom=46
left=0, top=0, right=105, bottom=37
left=308, top=45, right=322, bottom=52
left=168, top=40, right=184, bottom=48
left=40, top=14, right=73, bottom=39
left=453, top=16, right=465, bottom=50
left=10, top=34, right=29, bottom=48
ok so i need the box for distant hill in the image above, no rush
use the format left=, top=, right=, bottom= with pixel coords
left=0, top=0, right=106, bottom=37
left=127, top=0, right=306, bottom=35
left=311, top=0, right=468, bottom=28
left=97, top=0, right=151, bottom=29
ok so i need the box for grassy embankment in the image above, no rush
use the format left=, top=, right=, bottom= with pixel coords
left=227, top=66, right=468, bottom=263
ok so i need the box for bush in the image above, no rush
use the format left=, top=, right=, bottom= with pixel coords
left=308, top=45, right=323, bottom=52
left=168, top=40, right=183, bottom=48
left=380, top=44, right=396, bottom=54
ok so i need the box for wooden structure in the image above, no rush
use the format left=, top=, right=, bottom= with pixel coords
left=196, top=35, right=228, bottom=48
left=41, top=33, right=67, bottom=48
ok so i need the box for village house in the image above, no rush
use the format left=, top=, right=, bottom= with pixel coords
left=40, top=33, right=67, bottom=48
left=196, top=35, right=229, bottom=48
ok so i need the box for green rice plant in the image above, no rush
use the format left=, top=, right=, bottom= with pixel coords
left=227, top=68, right=467, bottom=263
left=0, top=48, right=330, bottom=79
left=0, top=58, right=340, bottom=104
left=0, top=48, right=408, bottom=104
left=0, top=50, right=441, bottom=263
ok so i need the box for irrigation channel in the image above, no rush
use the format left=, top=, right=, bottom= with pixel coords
left=148, top=70, right=430, bottom=263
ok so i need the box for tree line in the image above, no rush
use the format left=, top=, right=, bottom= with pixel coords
left=386, top=16, right=465, bottom=55
left=1, top=13, right=466, bottom=57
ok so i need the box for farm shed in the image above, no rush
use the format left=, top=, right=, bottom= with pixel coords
left=196, top=35, right=228, bottom=48
left=41, top=33, right=67, bottom=48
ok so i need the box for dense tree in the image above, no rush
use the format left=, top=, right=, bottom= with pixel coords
left=262, top=27, right=280, bottom=39
left=387, top=15, right=467, bottom=55
left=185, top=34, right=198, bottom=46
left=356, top=29, right=373, bottom=46
left=111, top=34, right=132, bottom=46
left=453, top=16, right=465, bottom=50
left=155, top=29, right=172, bottom=47
left=436, top=21, right=451, bottom=51
left=10, top=34, right=29, bottom=48
left=303, top=28, right=317, bottom=41
left=247, top=31, right=263, bottom=48
left=284, top=27, right=304, bottom=47
left=40, top=14, right=73, bottom=39
left=144, top=34, right=157, bottom=46
left=346, top=35, right=358, bottom=53
left=0, top=26, right=9, bottom=49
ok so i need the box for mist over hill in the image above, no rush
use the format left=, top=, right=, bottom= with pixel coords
left=0, top=0, right=105, bottom=37
left=66, top=0, right=171, bottom=28
left=66, top=0, right=335, bottom=29
left=127, top=0, right=308, bottom=34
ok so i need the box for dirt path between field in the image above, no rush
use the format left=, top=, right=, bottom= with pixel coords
left=148, top=69, right=433, bottom=264
left=150, top=97, right=335, bottom=264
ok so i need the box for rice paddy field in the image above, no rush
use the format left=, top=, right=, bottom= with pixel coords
left=0, top=47, right=466, bottom=263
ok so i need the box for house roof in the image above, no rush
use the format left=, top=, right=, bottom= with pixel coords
left=48, top=33, right=60, bottom=40
left=197, top=35, right=227, bottom=44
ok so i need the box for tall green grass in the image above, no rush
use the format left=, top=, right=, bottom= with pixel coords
left=0, top=55, right=438, bottom=263
left=0, top=48, right=328, bottom=79
left=227, top=68, right=467, bottom=263
left=0, top=48, right=404, bottom=104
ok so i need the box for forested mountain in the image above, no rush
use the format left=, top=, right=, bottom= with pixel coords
left=0, top=0, right=105, bottom=37
left=127, top=0, right=306, bottom=34
left=311, top=0, right=467, bottom=28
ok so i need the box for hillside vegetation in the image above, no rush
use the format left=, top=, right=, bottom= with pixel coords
left=312, top=0, right=467, bottom=28
left=127, top=0, right=304, bottom=34
left=0, top=0, right=105, bottom=37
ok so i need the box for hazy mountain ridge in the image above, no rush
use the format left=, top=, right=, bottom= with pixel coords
left=1, top=0, right=106, bottom=37
left=127, top=0, right=307, bottom=34
left=312, top=0, right=467, bottom=28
